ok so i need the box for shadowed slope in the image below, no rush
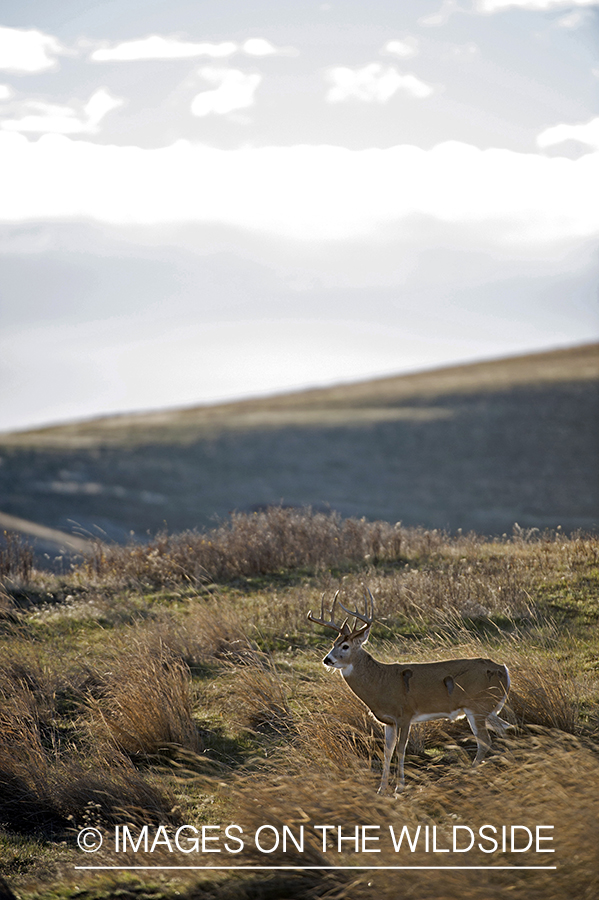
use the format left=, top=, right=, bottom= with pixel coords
left=0, top=344, right=597, bottom=541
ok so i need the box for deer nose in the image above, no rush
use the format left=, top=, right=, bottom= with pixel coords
left=323, top=654, right=335, bottom=667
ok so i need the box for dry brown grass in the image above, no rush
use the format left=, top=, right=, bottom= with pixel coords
left=83, top=507, right=406, bottom=587
left=227, top=656, right=294, bottom=736
left=0, top=677, right=174, bottom=835
left=0, top=531, right=34, bottom=581
left=293, top=675, right=384, bottom=775
left=87, top=637, right=202, bottom=757
left=1, top=517, right=597, bottom=900
left=137, top=600, right=257, bottom=667
left=78, top=508, right=591, bottom=631
left=218, top=728, right=599, bottom=900
left=506, top=655, right=583, bottom=733
left=0, top=643, right=190, bottom=836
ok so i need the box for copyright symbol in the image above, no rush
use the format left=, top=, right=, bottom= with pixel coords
left=77, top=827, right=103, bottom=852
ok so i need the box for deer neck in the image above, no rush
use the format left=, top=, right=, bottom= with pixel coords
left=341, top=648, right=386, bottom=711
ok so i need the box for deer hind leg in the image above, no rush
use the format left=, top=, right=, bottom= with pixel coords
left=464, top=710, right=492, bottom=766
left=487, top=711, right=511, bottom=734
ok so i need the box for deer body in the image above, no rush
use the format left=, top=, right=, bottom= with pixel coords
left=309, top=591, right=510, bottom=794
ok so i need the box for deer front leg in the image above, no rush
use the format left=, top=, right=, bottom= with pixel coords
left=377, top=723, right=397, bottom=795
left=394, top=720, right=412, bottom=793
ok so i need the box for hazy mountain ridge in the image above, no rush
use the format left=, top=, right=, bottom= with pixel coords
left=0, top=343, right=597, bottom=553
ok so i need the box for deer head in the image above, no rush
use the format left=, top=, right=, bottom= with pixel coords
left=307, top=588, right=374, bottom=670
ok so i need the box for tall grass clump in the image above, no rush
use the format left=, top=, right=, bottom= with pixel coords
left=80, top=507, right=597, bottom=599
left=0, top=531, right=34, bottom=582
left=0, top=653, right=175, bottom=835
left=214, top=655, right=294, bottom=739
left=88, top=637, right=202, bottom=756
left=83, top=507, right=406, bottom=586
left=506, top=655, right=582, bottom=733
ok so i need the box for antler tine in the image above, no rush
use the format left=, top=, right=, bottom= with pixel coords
left=307, top=590, right=343, bottom=633
left=364, top=586, right=375, bottom=621
left=336, top=589, right=374, bottom=628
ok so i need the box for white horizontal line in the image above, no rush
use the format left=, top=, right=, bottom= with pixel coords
left=75, top=865, right=557, bottom=871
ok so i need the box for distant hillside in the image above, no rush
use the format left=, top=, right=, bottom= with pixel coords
left=1, top=343, right=598, bottom=554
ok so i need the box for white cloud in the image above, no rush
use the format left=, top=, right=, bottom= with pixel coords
left=0, top=135, right=596, bottom=247
left=381, top=37, right=420, bottom=59
left=90, top=35, right=297, bottom=62
left=419, top=1, right=465, bottom=26
left=242, top=38, right=298, bottom=57
left=91, top=35, right=238, bottom=62
left=325, top=64, right=434, bottom=103
left=0, top=26, right=65, bottom=73
left=191, top=68, right=262, bottom=116
left=556, top=10, right=586, bottom=26
left=475, top=0, right=597, bottom=11
left=537, top=117, right=599, bottom=151
left=0, top=88, right=124, bottom=135
left=0, top=84, right=14, bottom=101
left=84, top=89, right=125, bottom=128
left=417, top=0, right=596, bottom=22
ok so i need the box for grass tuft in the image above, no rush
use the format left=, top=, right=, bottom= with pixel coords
left=87, top=638, right=202, bottom=757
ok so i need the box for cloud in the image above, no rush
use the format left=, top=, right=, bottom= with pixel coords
left=380, top=37, right=420, bottom=59
left=190, top=68, right=262, bottom=116
left=419, top=1, right=465, bottom=26
left=0, top=84, right=14, bottom=101
left=242, top=38, right=298, bottom=57
left=325, top=64, right=435, bottom=102
left=419, top=0, right=596, bottom=22
left=0, top=135, right=596, bottom=247
left=90, top=35, right=297, bottom=62
left=91, top=35, right=237, bottom=61
left=0, top=88, right=124, bottom=135
left=555, top=10, right=587, bottom=26
left=0, top=26, right=65, bottom=73
left=475, top=0, right=597, bottom=11
left=537, top=117, right=599, bottom=151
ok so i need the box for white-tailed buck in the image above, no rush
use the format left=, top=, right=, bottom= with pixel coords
left=308, top=589, right=510, bottom=793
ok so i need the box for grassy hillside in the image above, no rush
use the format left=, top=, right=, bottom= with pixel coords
left=0, top=344, right=597, bottom=551
left=0, top=508, right=598, bottom=899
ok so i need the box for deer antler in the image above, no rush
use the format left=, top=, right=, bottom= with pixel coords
left=336, top=587, right=375, bottom=631
left=307, top=591, right=349, bottom=634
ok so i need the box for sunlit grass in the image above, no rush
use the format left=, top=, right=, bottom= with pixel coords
left=1, top=510, right=598, bottom=898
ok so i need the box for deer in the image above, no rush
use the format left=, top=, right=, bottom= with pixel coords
left=307, top=589, right=510, bottom=794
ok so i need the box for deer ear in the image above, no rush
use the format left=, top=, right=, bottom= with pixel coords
left=355, top=624, right=371, bottom=645
left=340, top=618, right=351, bottom=635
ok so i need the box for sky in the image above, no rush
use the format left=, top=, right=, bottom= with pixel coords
left=0, top=0, right=598, bottom=432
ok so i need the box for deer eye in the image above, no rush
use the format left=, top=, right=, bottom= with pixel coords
left=341, top=643, right=349, bottom=650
